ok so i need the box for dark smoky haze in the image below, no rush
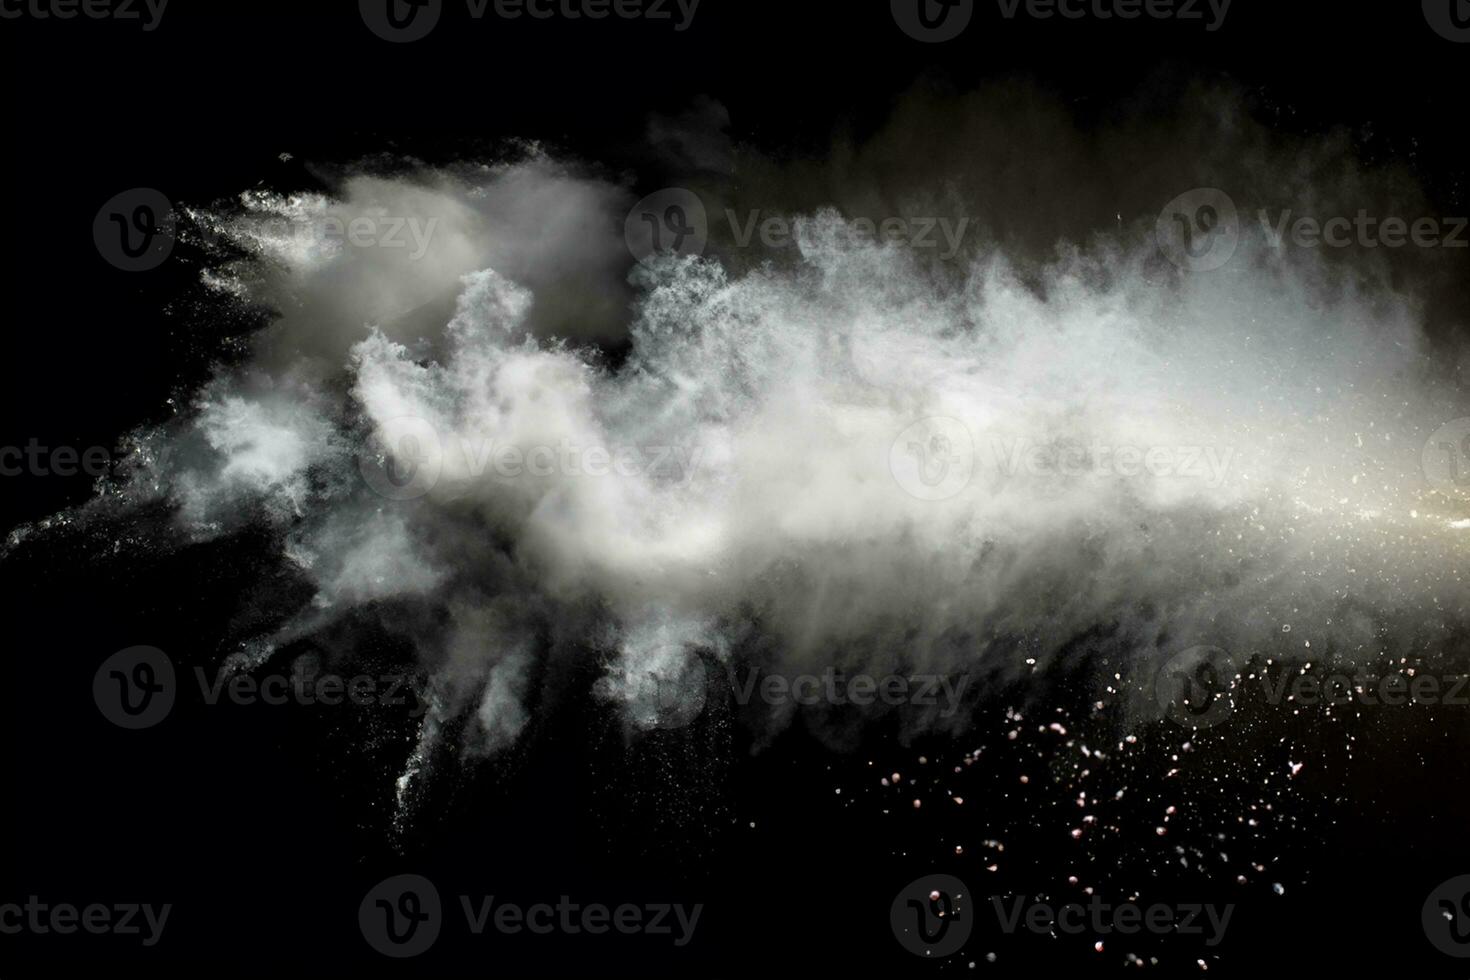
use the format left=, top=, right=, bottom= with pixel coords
left=3, top=2, right=1470, bottom=976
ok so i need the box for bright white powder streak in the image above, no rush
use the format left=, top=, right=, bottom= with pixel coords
left=18, top=132, right=1470, bottom=808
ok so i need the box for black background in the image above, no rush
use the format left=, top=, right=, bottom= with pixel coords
left=4, top=1, right=1470, bottom=975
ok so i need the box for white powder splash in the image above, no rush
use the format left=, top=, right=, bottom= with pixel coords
left=12, top=90, right=1470, bottom=797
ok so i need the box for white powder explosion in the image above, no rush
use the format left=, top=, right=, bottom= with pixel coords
left=12, top=88, right=1470, bottom=785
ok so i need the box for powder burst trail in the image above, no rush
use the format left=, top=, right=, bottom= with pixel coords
left=9, top=93, right=1470, bottom=814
